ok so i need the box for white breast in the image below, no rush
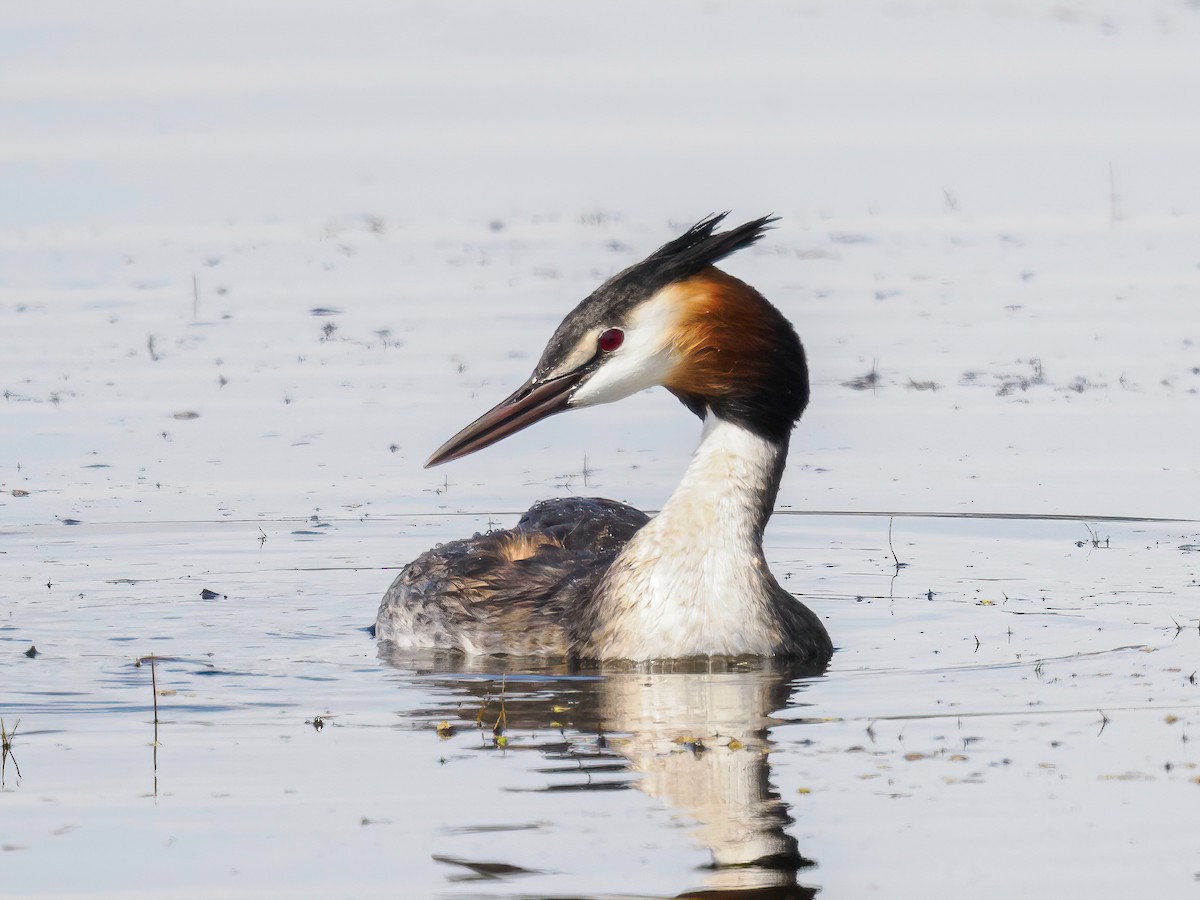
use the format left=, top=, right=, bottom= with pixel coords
left=584, top=416, right=786, bottom=659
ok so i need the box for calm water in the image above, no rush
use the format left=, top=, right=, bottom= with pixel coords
left=4, top=507, right=1199, bottom=897
left=4, top=2, right=1200, bottom=897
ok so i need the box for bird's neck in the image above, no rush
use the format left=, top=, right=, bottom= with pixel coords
left=657, top=413, right=785, bottom=539
left=584, top=415, right=790, bottom=659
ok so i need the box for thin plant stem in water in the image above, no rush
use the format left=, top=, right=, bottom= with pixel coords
left=475, top=675, right=509, bottom=748
left=137, top=655, right=161, bottom=797
left=1, top=718, right=21, bottom=786
left=493, top=675, right=508, bottom=748
left=888, top=516, right=906, bottom=572
left=887, top=516, right=908, bottom=600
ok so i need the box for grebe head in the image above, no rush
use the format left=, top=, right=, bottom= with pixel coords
left=426, top=213, right=809, bottom=467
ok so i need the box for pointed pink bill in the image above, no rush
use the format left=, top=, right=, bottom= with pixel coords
left=425, top=372, right=585, bottom=467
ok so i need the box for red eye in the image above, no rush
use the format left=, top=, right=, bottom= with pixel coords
left=598, top=328, right=624, bottom=352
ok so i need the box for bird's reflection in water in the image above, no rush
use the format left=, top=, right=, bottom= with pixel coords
left=380, top=646, right=823, bottom=898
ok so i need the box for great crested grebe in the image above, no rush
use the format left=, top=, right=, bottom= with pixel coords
left=376, top=214, right=833, bottom=664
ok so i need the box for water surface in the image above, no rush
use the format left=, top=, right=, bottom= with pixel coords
left=3, top=2, right=1200, bottom=897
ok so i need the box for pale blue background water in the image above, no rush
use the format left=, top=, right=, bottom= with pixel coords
left=2, top=2, right=1199, bottom=897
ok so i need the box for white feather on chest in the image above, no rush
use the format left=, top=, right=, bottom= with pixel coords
left=586, top=416, right=786, bottom=659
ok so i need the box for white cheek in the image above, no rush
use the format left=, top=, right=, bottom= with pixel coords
left=568, top=293, right=678, bottom=408
left=570, top=342, right=673, bottom=407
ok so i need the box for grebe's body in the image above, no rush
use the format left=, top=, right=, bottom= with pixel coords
left=376, top=215, right=833, bottom=665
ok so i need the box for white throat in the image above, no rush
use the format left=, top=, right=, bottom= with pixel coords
left=584, top=415, right=788, bottom=659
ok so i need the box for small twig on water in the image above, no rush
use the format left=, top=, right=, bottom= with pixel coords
left=1, top=717, right=22, bottom=785
left=137, top=654, right=161, bottom=796
left=888, top=517, right=906, bottom=572
left=493, top=675, right=508, bottom=748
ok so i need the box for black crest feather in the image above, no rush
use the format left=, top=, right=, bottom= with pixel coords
left=637, top=212, right=778, bottom=288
